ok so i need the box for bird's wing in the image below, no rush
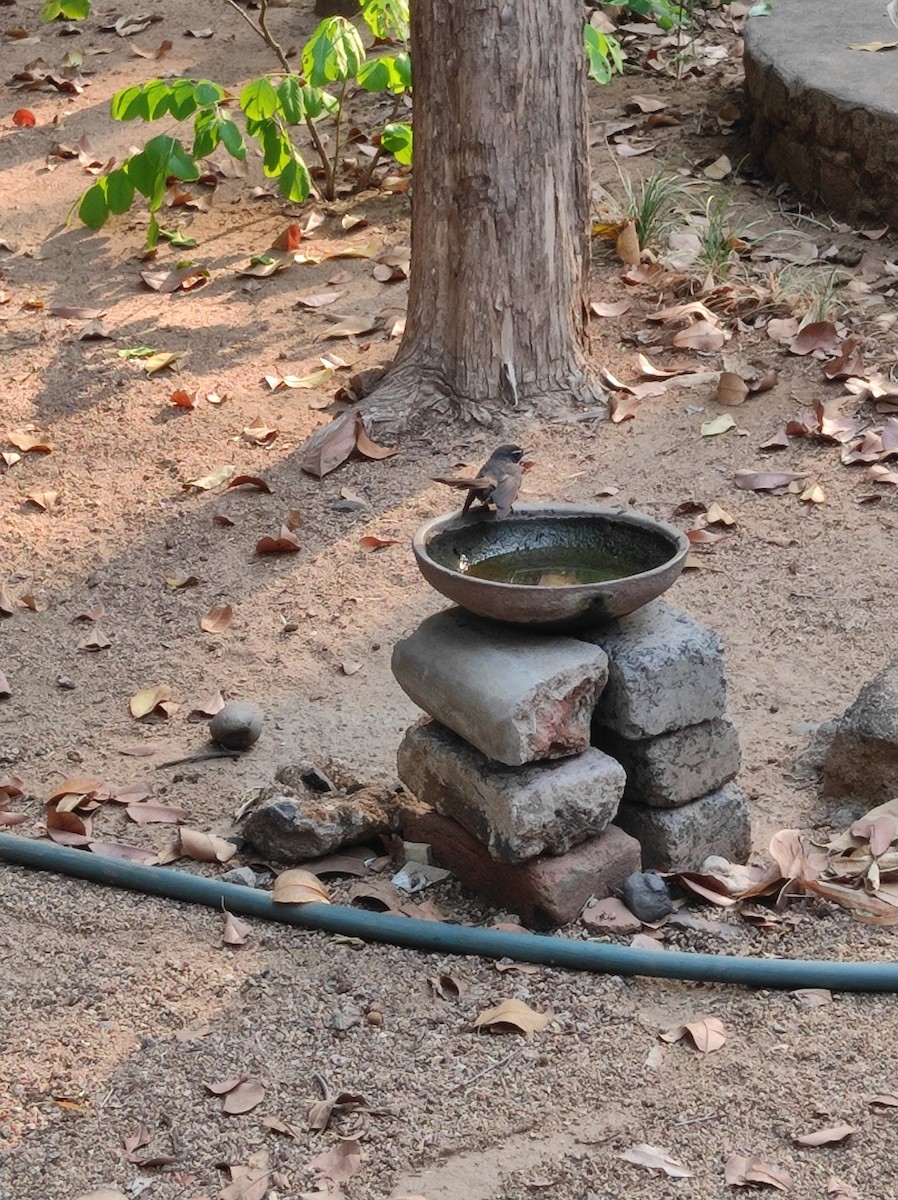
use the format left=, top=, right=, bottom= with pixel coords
left=490, top=468, right=521, bottom=519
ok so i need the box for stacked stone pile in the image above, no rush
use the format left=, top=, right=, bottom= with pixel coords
left=392, top=601, right=750, bottom=926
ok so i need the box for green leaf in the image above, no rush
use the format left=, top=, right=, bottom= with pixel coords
left=42, top=0, right=90, bottom=19
left=301, top=84, right=339, bottom=119
left=192, top=108, right=221, bottom=160
left=111, top=83, right=149, bottom=122
left=259, top=122, right=291, bottom=177
left=126, top=149, right=163, bottom=202
left=105, top=168, right=135, bottom=214
left=381, top=120, right=412, bottom=165
left=219, top=118, right=246, bottom=160
left=393, top=50, right=412, bottom=90
left=144, top=80, right=173, bottom=121
left=583, top=25, right=623, bottom=84
left=165, top=138, right=200, bottom=181
left=240, top=77, right=280, bottom=121
left=158, top=227, right=197, bottom=248
left=194, top=80, right=225, bottom=106
left=356, top=54, right=408, bottom=94
left=168, top=79, right=201, bottom=121
left=78, top=183, right=109, bottom=229
left=359, top=0, right=409, bottom=41
left=147, top=213, right=161, bottom=251
left=278, top=153, right=312, bottom=204
left=302, top=16, right=366, bottom=86
left=277, top=76, right=304, bottom=124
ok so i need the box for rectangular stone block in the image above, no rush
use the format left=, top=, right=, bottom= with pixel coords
left=398, top=721, right=625, bottom=864
left=583, top=600, right=728, bottom=739
left=392, top=607, right=609, bottom=766
left=400, top=801, right=641, bottom=927
left=615, top=783, right=751, bottom=871
left=594, top=715, right=741, bottom=808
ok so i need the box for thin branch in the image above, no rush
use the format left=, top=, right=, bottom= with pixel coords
left=357, top=93, right=404, bottom=191
left=220, top=0, right=292, bottom=73
left=305, top=116, right=334, bottom=196
left=330, top=76, right=350, bottom=195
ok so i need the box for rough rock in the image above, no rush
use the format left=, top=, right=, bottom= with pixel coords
left=397, top=720, right=625, bottom=864
left=242, top=783, right=395, bottom=861
left=391, top=607, right=609, bottom=766
left=791, top=718, right=840, bottom=784
left=616, top=783, right=752, bottom=871
left=400, top=801, right=641, bottom=927
left=585, top=601, right=728, bottom=739
left=822, top=659, right=898, bottom=804
left=594, top=715, right=741, bottom=807
left=620, top=871, right=673, bottom=922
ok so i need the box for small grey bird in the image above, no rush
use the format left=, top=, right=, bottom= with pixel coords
left=434, top=444, right=525, bottom=519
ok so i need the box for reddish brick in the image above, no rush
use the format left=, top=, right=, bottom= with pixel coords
left=400, top=801, right=641, bottom=927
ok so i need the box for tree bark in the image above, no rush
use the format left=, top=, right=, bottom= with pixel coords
left=361, top=0, right=605, bottom=436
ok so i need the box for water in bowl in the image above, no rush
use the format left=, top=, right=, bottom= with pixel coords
left=461, top=544, right=648, bottom=587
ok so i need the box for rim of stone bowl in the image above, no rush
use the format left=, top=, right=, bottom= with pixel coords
left=411, top=503, right=690, bottom=628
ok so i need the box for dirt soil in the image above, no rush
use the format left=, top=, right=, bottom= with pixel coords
left=2, top=2, right=898, bottom=1198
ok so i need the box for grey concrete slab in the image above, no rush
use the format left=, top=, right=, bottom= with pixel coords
left=744, top=0, right=898, bottom=224
left=391, top=607, right=608, bottom=766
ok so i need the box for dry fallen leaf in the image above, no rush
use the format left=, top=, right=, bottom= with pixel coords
left=222, top=909, right=252, bottom=946
left=716, top=371, right=749, bottom=406
left=308, top=1090, right=369, bottom=1132
left=179, top=828, right=237, bottom=863
left=615, top=219, right=641, bottom=265
left=6, top=430, right=52, bottom=453
left=241, top=421, right=279, bottom=446
left=701, top=414, right=736, bottom=437
left=849, top=39, right=898, bottom=51
left=189, top=689, right=226, bottom=719
left=356, top=426, right=399, bottom=461
left=272, top=869, right=332, bottom=904
left=660, top=1016, right=726, bottom=1052
left=25, top=490, right=59, bottom=511
left=619, top=1143, right=693, bottom=1179
left=184, top=465, right=235, bottom=491
left=590, top=298, right=632, bottom=318
left=307, top=1138, right=363, bottom=1183
left=227, top=474, right=272, bottom=493
left=126, top=802, right=186, bottom=825
left=129, top=683, right=173, bottom=719
left=301, top=412, right=359, bottom=478
left=794, top=1124, right=855, bottom=1147
left=255, top=526, right=300, bottom=555
left=359, top=535, right=400, bottom=551
left=733, top=470, right=806, bottom=491
left=790, top=320, right=839, bottom=356
left=206, top=1076, right=266, bottom=1114
left=200, top=604, right=233, bottom=634
left=724, top=1154, right=792, bottom=1191
left=827, top=1176, right=861, bottom=1200
left=611, top=394, right=641, bottom=423
left=265, top=367, right=335, bottom=391
left=473, top=999, right=550, bottom=1035
left=706, top=502, right=735, bottom=526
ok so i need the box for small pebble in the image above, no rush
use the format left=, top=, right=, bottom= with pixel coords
left=56, top=675, right=76, bottom=690
left=221, top=867, right=259, bottom=888
left=620, top=871, right=673, bottom=923
left=366, top=1010, right=384, bottom=1027
left=210, top=701, right=264, bottom=750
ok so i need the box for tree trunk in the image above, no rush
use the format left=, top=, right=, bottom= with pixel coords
left=362, top=0, right=605, bottom=436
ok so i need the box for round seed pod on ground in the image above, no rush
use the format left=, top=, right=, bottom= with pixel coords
left=209, top=701, right=264, bottom=751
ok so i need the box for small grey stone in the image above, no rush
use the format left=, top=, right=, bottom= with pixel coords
left=398, top=721, right=625, bottom=864
left=392, top=607, right=609, bottom=767
left=326, top=1009, right=360, bottom=1032
left=299, top=765, right=337, bottom=793
left=616, top=783, right=752, bottom=871
left=620, top=871, right=673, bottom=922
left=56, top=675, right=76, bottom=690
left=585, top=601, right=728, bottom=739
left=210, top=702, right=264, bottom=750
left=221, top=866, right=259, bottom=888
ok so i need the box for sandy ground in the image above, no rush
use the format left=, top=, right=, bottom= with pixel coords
left=2, top=1, right=898, bottom=1197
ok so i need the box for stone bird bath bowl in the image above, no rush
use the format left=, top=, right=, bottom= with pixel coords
left=413, top=503, right=689, bottom=631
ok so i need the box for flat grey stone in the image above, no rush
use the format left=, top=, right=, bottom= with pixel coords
left=594, top=714, right=741, bottom=807
left=615, top=783, right=752, bottom=871
left=822, top=659, right=898, bottom=804
left=391, top=607, right=608, bottom=767
left=791, top=718, right=840, bottom=784
left=744, top=0, right=898, bottom=226
left=585, top=601, right=727, bottom=739
left=397, top=721, right=625, bottom=864
left=210, top=702, right=264, bottom=750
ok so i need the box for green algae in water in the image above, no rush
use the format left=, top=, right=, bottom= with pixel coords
left=462, top=544, right=649, bottom=587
